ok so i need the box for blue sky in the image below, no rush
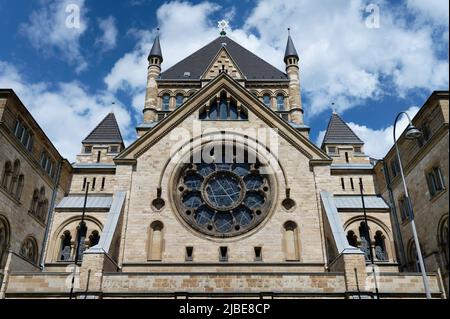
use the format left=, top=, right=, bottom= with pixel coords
left=0, top=0, right=448, bottom=161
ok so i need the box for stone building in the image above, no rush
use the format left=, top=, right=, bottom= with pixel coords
left=0, top=31, right=447, bottom=298
left=0, top=89, right=72, bottom=291
left=374, top=91, right=449, bottom=296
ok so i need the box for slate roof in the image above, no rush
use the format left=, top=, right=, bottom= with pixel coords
left=83, top=113, right=124, bottom=145
left=160, top=36, right=288, bottom=80
left=333, top=195, right=389, bottom=210
left=322, top=113, right=364, bottom=146
left=148, top=34, right=163, bottom=62
left=284, top=35, right=299, bottom=63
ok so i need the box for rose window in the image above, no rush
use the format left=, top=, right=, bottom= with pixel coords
left=174, top=153, right=273, bottom=238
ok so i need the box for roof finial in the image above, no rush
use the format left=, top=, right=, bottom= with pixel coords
left=218, top=19, right=229, bottom=36
left=332, top=102, right=337, bottom=114
left=288, top=27, right=291, bottom=36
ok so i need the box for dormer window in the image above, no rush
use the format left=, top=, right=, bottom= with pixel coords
left=354, top=146, right=362, bottom=153
left=328, top=146, right=336, bottom=154
left=162, top=94, right=170, bottom=111
left=277, top=94, right=285, bottom=111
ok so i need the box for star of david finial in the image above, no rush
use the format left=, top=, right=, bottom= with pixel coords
left=218, top=19, right=230, bottom=36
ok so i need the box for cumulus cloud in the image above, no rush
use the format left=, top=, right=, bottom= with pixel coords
left=96, top=16, right=118, bottom=52
left=0, top=61, right=133, bottom=161
left=20, top=0, right=88, bottom=73
left=315, top=106, right=420, bottom=159
left=105, top=0, right=448, bottom=117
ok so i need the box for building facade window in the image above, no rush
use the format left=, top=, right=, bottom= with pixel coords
left=374, top=231, right=388, bottom=261
left=20, top=237, right=38, bottom=264
left=148, top=221, right=164, bottom=261
left=14, top=119, right=34, bottom=152
left=199, top=94, right=247, bottom=121
left=390, top=158, right=401, bottom=178
left=276, top=94, right=285, bottom=111
left=254, top=247, right=263, bottom=261
left=1, top=161, right=12, bottom=189
left=162, top=94, right=170, bottom=111
left=219, top=246, right=229, bottom=262
left=84, top=146, right=92, bottom=154
left=59, top=231, right=73, bottom=261
left=176, top=94, right=184, bottom=108
left=398, top=196, right=410, bottom=222
left=284, top=221, right=300, bottom=261
left=0, top=218, right=10, bottom=268
left=359, top=222, right=371, bottom=261
left=263, top=94, right=271, bottom=107
left=40, top=151, right=55, bottom=178
left=347, top=230, right=358, bottom=247
left=426, top=167, right=445, bottom=197
left=185, top=246, right=194, bottom=262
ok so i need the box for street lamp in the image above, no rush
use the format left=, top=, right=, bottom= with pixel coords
left=393, top=112, right=432, bottom=299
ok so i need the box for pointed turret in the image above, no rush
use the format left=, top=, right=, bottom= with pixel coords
left=284, top=29, right=304, bottom=126
left=143, top=29, right=163, bottom=126
left=284, top=33, right=299, bottom=64
left=148, top=31, right=163, bottom=63
left=78, top=113, right=124, bottom=164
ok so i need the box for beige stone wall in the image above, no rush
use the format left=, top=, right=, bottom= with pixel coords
left=69, top=173, right=116, bottom=194
left=119, top=107, right=326, bottom=266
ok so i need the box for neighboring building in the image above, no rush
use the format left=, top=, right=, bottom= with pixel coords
left=374, top=91, right=449, bottom=296
left=0, top=90, right=72, bottom=291
left=0, top=31, right=447, bottom=299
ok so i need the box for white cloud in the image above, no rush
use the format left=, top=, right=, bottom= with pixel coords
left=315, top=106, right=420, bottom=159
left=406, top=0, right=449, bottom=26
left=96, top=16, right=118, bottom=52
left=105, top=0, right=448, bottom=117
left=20, top=0, right=88, bottom=73
left=0, top=61, right=133, bottom=161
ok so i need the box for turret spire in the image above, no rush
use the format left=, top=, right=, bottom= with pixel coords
left=284, top=28, right=299, bottom=64
left=148, top=28, right=163, bottom=63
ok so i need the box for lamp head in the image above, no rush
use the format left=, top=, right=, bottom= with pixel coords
left=405, top=124, right=423, bottom=140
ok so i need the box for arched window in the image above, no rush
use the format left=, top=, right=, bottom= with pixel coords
left=175, top=94, right=184, bottom=108
left=199, top=94, right=247, bottom=121
left=148, top=221, right=164, bottom=261
left=277, top=94, right=285, bottom=111
left=9, top=160, right=21, bottom=194
left=409, top=242, right=421, bottom=272
left=162, top=94, right=170, bottom=111
left=15, top=174, right=25, bottom=200
left=75, top=222, right=88, bottom=261
left=439, top=218, right=449, bottom=269
left=347, top=230, right=358, bottom=247
left=59, top=231, right=73, bottom=261
left=0, top=217, right=10, bottom=268
left=20, top=237, right=38, bottom=264
left=88, top=230, right=100, bottom=248
left=30, top=189, right=39, bottom=215
left=36, top=187, right=48, bottom=222
left=359, top=222, right=371, bottom=261
left=374, top=231, right=388, bottom=261
left=283, top=221, right=300, bottom=261
left=1, top=161, right=12, bottom=189
left=263, top=94, right=271, bottom=108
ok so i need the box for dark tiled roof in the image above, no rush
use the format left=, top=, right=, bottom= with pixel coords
left=148, top=34, right=163, bottom=62
left=322, top=113, right=364, bottom=146
left=160, top=36, right=288, bottom=80
left=83, top=113, right=124, bottom=145
left=284, top=35, right=299, bottom=63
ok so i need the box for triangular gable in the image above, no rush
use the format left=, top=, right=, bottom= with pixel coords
left=117, top=73, right=330, bottom=163
left=201, top=47, right=245, bottom=81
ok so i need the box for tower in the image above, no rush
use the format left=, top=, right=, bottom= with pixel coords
left=284, top=29, right=303, bottom=125
left=143, top=29, right=163, bottom=124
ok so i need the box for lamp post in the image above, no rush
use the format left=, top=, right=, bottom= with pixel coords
left=393, top=112, right=432, bottom=299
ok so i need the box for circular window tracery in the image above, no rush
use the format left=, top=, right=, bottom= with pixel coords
left=174, top=147, right=273, bottom=238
